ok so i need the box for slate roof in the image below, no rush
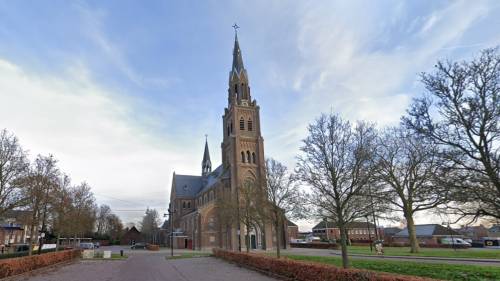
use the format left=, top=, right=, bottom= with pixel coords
left=173, top=164, right=226, bottom=198
left=383, top=227, right=402, bottom=236
left=313, top=221, right=376, bottom=229
left=394, top=224, right=460, bottom=237
left=232, top=34, right=245, bottom=74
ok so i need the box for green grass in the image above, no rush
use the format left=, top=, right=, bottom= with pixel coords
left=283, top=254, right=500, bottom=281
left=345, top=246, right=500, bottom=259
left=165, top=252, right=212, bottom=260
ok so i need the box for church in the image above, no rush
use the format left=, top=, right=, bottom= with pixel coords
left=168, top=33, right=286, bottom=251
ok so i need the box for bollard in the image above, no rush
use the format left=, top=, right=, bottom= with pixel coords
left=120, top=250, right=123, bottom=257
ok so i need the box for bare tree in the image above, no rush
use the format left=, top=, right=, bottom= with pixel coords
left=296, top=114, right=377, bottom=268
left=374, top=126, right=449, bottom=253
left=96, top=204, right=112, bottom=236
left=69, top=182, right=97, bottom=244
left=51, top=174, right=73, bottom=251
left=0, top=129, right=29, bottom=215
left=20, top=155, right=60, bottom=255
left=265, top=158, right=305, bottom=258
left=105, top=213, right=123, bottom=243
left=141, top=208, right=160, bottom=243
left=404, top=47, right=500, bottom=220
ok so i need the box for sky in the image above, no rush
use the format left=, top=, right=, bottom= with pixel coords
left=1, top=0, right=499, bottom=230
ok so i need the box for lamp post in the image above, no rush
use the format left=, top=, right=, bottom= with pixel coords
left=167, top=204, right=176, bottom=257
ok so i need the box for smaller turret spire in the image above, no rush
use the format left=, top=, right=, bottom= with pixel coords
left=202, top=136, right=212, bottom=176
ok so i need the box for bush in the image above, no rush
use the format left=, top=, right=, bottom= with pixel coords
left=0, top=249, right=80, bottom=278
left=146, top=244, right=160, bottom=251
left=212, top=248, right=437, bottom=281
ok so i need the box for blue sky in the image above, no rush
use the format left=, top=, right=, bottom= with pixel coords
left=1, top=1, right=499, bottom=229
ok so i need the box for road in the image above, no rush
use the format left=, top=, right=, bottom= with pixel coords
left=282, top=248, right=500, bottom=266
left=15, top=247, right=277, bottom=281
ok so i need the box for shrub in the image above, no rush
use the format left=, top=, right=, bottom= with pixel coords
left=212, top=248, right=437, bottom=281
left=0, top=249, right=80, bottom=279
left=146, top=244, right=160, bottom=251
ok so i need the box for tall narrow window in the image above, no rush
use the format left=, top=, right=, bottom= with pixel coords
left=242, top=83, right=247, bottom=99
left=230, top=121, right=233, bottom=133
left=252, top=152, right=256, bottom=163
left=241, top=151, right=245, bottom=163
left=247, top=151, right=251, bottom=163
left=183, top=202, right=186, bottom=209
left=234, top=84, right=238, bottom=94
left=240, top=117, right=245, bottom=130
left=187, top=202, right=191, bottom=208
left=248, top=119, right=253, bottom=131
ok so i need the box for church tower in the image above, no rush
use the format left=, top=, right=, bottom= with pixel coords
left=221, top=31, right=272, bottom=250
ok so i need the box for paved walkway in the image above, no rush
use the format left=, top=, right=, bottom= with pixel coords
left=282, top=248, right=500, bottom=266
left=15, top=251, right=277, bottom=281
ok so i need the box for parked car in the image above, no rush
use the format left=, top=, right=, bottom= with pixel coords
left=93, top=242, right=100, bottom=248
left=440, top=237, right=471, bottom=247
left=131, top=242, right=146, bottom=249
left=79, top=242, right=95, bottom=249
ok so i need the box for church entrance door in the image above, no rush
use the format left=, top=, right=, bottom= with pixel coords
left=251, top=235, right=256, bottom=249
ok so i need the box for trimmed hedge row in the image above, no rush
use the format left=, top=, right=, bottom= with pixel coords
left=0, top=249, right=80, bottom=278
left=212, top=248, right=437, bottom=281
left=291, top=242, right=339, bottom=249
left=146, top=244, right=160, bottom=251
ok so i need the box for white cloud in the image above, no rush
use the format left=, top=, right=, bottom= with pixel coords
left=0, top=58, right=192, bottom=224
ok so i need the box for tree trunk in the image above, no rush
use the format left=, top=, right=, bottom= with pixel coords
left=28, top=223, right=36, bottom=256
left=275, top=212, right=281, bottom=258
left=337, top=216, right=350, bottom=268
left=405, top=213, right=419, bottom=253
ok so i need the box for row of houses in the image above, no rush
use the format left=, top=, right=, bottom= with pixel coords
left=286, top=220, right=500, bottom=247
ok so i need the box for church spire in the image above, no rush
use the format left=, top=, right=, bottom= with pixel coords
left=202, top=136, right=212, bottom=176
left=232, top=32, right=245, bottom=74
left=228, top=23, right=251, bottom=106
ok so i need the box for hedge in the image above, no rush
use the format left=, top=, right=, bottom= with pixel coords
left=212, top=248, right=437, bottom=281
left=0, top=249, right=80, bottom=278
left=146, top=244, right=160, bottom=251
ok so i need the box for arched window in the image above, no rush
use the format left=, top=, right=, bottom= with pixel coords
left=234, top=84, right=238, bottom=94
left=247, top=151, right=251, bottom=163
left=209, top=191, right=214, bottom=201
left=182, top=201, right=186, bottom=209
left=230, top=121, right=233, bottom=133
left=240, top=117, right=245, bottom=130
left=227, top=125, right=230, bottom=136
left=248, top=119, right=253, bottom=131
left=187, top=201, right=191, bottom=208
left=204, top=194, right=208, bottom=204
left=252, top=152, right=256, bottom=164
left=241, top=151, right=245, bottom=163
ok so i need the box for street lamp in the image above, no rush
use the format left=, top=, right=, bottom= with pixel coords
left=167, top=204, right=176, bottom=257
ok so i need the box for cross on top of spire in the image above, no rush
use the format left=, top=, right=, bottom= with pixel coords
left=232, top=23, right=239, bottom=36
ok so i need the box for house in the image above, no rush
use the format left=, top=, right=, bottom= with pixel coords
left=312, top=221, right=383, bottom=242
left=382, top=227, right=402, bottom=244
left=456, top=225, right=489, bottom=240
left=0, top=210, right=31, bottom=247
left=393, top=224, right=462, bottom=246
left=287, top=220, right=299, bottom=242
left=488, top=225, right=500, bottom=237
left=120, top=226, right=143, bottom=245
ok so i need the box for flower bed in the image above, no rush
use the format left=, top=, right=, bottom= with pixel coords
left=212, top=248, right=437, bottom=281
left=0, top=249, right=80, bottom=279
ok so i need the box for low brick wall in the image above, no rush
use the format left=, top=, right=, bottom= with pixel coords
left=213, top=248, right=436, bottom=281
left=0, top=249, right=80, bottom=279
left=146, top=244, right=160, bottom=251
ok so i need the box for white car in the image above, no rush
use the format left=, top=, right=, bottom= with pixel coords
left=440, top=237, right=471, bottom=247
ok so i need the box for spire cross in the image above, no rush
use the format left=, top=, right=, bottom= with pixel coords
left=232, top=23, right=240, bottom=35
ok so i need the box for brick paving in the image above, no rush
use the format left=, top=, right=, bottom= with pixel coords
left=14, top=252, right=277, bottom=281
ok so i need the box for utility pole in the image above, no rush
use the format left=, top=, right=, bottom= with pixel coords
left=167, top=204, right=176, bottom=257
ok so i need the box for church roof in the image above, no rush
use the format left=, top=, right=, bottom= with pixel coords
left=173, top=164, right=227, bottom=198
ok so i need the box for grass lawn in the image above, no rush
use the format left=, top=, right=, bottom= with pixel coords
left=283, top=254, right=500, bottom=281
left=345, top=245, right=500, bottom=259
left=165, top=252, right=212, bottom=260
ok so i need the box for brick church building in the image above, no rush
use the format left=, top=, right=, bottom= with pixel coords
left=169, top=33, right=284, bottom=251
